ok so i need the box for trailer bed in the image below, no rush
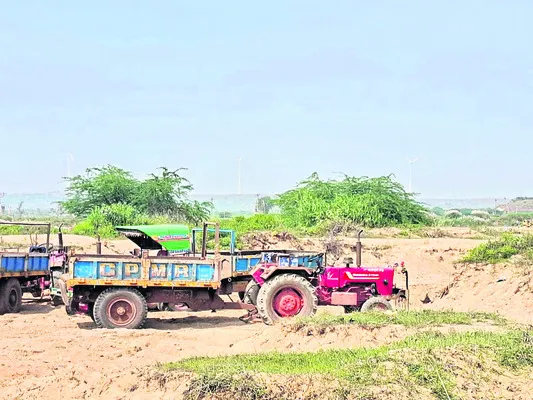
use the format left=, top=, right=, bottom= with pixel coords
left=67, top=252, right=323, bottom=289
left=0, top=253, right=50, bottom=278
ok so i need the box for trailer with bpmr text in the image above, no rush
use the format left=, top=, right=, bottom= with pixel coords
left=64, top=222, right=322, bottom=328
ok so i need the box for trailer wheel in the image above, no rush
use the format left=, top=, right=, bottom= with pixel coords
left=56, top=278, right=70, bottom=307
left=256, top=273, right=318, bottom=325
left=360, top=296, right=393, bottom=312
left=243, top=280, right=260, bottom=305
left=0, top=278, right=22, bottom=314
left=0, top=281, right=5, bottom=314
left=93, top=288, right=147, bottom=329
left=88, top=303, right=96, bottom=323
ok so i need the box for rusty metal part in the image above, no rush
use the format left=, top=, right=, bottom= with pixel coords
left=355, top=229, right=363, bottom=267
left=96, top=235, right=102, bottom=255
left=239, top=309, right=262, bottom=323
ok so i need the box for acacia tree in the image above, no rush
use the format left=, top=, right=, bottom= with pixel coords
left=62, top=166, right=137, bottom=216
left=133, top=167, right=212, bottom=222
left=276, top=173, right=429, bottom=228
left=62, top=165, right=212, bottom=224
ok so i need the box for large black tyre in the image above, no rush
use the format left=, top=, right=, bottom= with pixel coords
left=93, top=288, right=147, bottom=329
left=88, top=303, right=96, bottom=322
left=0, top=281, right=5, bottom=315
left=243, top=280, right=260, bottom=305
left=360, top=296, right=393, bottom=312
left=51, top=270, right=62, bottom=287
left=0, top=278, right=22, bottom=314
left=55, top=277, right=69, bottom=306
left=256, top=273, right=318, bottom=325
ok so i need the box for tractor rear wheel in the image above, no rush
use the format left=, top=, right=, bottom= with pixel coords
left=360, top=296, right=393, bottom=312
left=256, top=273, right=318, bottom=325
left=0, top=278, right=22, bottom=314
left=93, top=288, right=147, bottom=329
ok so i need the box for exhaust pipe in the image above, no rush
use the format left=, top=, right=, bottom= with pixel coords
left=58, top=224, right=64, bottom=251
left=96, top=235, right=102, bottom=255
left=356, top=230, right=363, bottom=267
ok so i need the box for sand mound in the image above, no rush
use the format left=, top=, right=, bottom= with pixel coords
left=428, top=261, right=533, bottom=324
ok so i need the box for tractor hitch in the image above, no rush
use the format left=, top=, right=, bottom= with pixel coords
left=239, top=308, right=262, bottom=323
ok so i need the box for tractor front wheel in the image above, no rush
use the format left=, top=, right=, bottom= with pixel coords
left=360, top=296, right=393, bottom=312
left=93, top=288, right=147, bottom=329
left=0, top=278, right=22, bottom=314
left=256, top=273, right=318, bottom=325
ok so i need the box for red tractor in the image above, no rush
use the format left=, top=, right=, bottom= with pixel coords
left=244, top=231, right=408, bottom=324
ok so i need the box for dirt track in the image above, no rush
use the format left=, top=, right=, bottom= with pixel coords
left=1, top=234, right=532, bottom=399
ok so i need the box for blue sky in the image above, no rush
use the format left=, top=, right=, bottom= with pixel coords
left=0, top=1, right=531, bottom=197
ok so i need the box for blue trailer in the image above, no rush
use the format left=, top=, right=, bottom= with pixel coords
left=0, top=222, right=53, bottom=314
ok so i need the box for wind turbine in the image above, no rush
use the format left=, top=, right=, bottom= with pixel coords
left=66, top=153, right=74, bottom=177
left=406, top=157, right=419, bottom=193
left=237, top=157, right=242, bottom=194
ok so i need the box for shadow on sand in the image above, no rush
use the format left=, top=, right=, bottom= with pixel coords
left=19, top=299, right=58, bottom=315
left=76, top=312, right=257, bottom=331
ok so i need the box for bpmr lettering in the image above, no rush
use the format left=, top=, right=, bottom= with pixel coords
left=99, top=262, right=117, bottom=277
left=174, top=265, right=189, bottom=278
left=150, top=264, right=168, bottom=278
left=124, top=263, right=140, bottom=277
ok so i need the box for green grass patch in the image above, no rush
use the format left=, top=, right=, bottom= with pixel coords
left=164, top=329, right=533, bottom=400
left=288, top=310, right=506, bottom=330
left=461, top=232, right=533, bottom=264
left=497, top=212, right=533, bottom=226
left=183, top=372, right=268, bottom=400
left=169, top=331, right=526, bottom=377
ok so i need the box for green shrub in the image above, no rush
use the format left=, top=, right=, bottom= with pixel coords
left=220, top=214, right=285, bottom=233
left=71, top=203, right=173, bottom=238
left=275, top=173, right=429, bottom=229
left=62, top=165, right=212, bottom=223
left=497, top=212, right=533, bottom=226
left=461, top=233, right=533, bottom=264
left=0, top=225, right=24, bottom=235
left=436, top=216, right=491, bottom=228
left=431, top=207, right=445, bottom=217
left=444, top=210, right=461, bottom=219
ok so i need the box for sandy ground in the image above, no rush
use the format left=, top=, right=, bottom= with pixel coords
left=1, top=233, right=532, bottom=399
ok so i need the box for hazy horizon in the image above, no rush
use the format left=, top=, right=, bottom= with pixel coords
left=1, top=1, right=532, bottom=198
left=0, top=191, right=516, bottom=216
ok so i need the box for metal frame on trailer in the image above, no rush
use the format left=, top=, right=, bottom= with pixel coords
left=0, top=221, right=51, bottom=251
left=191, top=226, right=236, bottom=255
